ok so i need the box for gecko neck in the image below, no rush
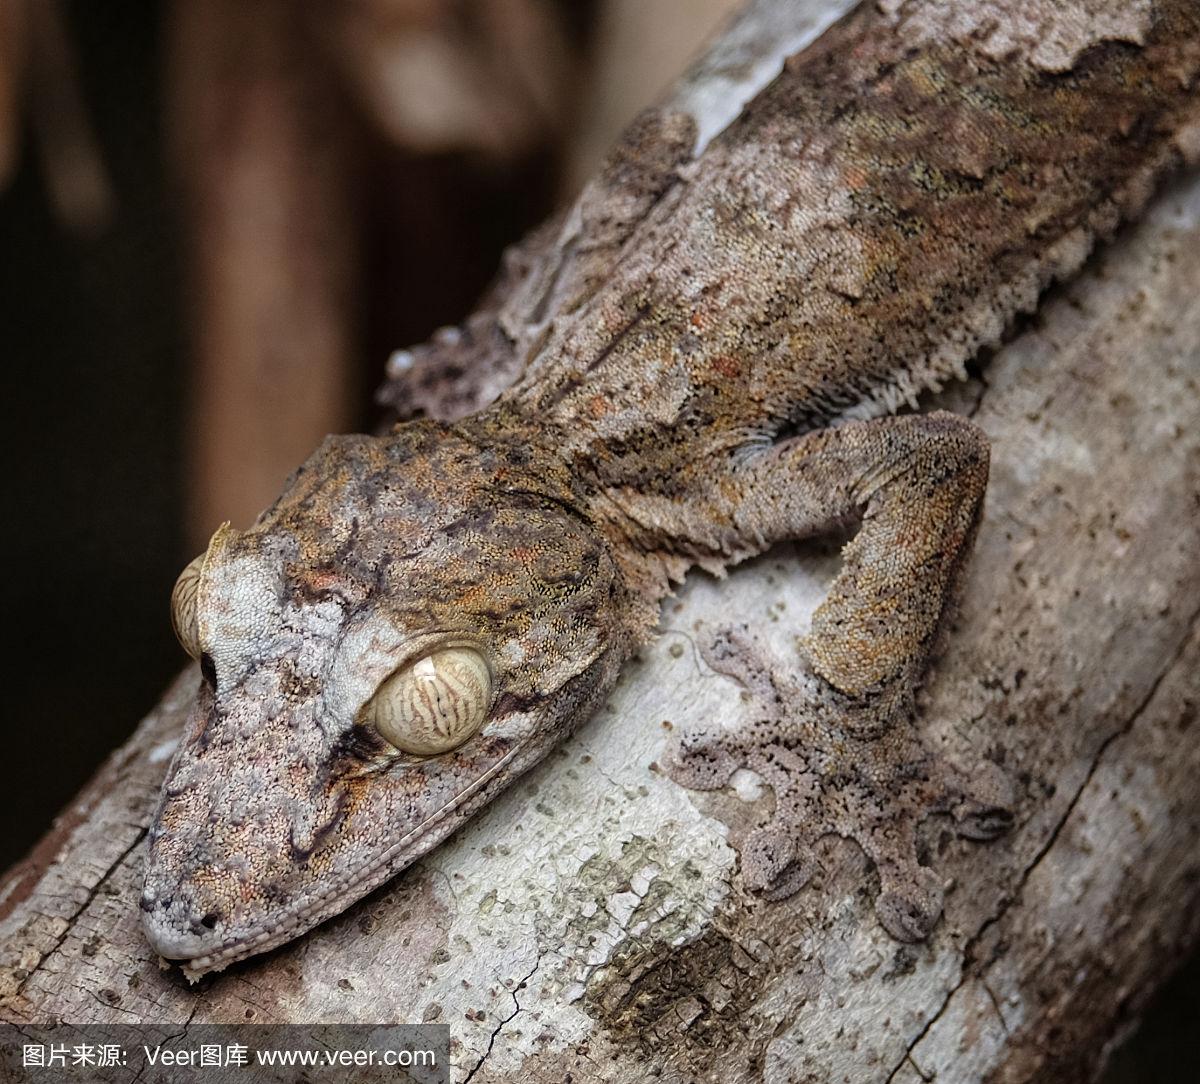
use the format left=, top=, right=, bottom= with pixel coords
left=448, top=404, right=685, bottom=643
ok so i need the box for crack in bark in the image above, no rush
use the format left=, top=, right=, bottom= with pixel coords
left=980, top=978, right=1010, bottom=1036
left=884, top=602, right=1200, bottom=1083
left=122, top=1001, right=203, bottom=1084
left=906, top=1052, right=934, bottom=1082
left=15, top=827, right=147, bottom=998
left=462, top=955, right=543, bottom=1083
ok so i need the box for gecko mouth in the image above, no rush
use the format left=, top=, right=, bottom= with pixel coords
left=145, top=740, right=527, bottom=980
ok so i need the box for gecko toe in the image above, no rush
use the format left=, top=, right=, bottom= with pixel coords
left=875, top=866, right=944, bottom=942
left=956, top=803, right=1014, bottom=841
left=696, top=624, right=783, bottom=700
left=951, top=759, right=1015, bottom=840
left=741, top=823, right=814, bottom=899
left=699, top=624, right=759, bottom=670
left=665, top=726, right=740, bottom=790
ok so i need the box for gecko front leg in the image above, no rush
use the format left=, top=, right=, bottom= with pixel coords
left=665, top=411, right=1013, bottom=940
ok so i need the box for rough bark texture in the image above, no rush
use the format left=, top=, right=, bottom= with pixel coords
left=3, top=1, right=1200, bottom=1082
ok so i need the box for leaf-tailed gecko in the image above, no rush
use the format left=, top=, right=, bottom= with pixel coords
left=142, top=0, right=1200, bottom=979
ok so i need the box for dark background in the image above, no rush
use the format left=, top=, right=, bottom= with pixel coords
left=3, top=0, right=567, bottom=877
left=1, top=3, right=1195, bottom=1077
left=5, top=2, right=188, bottom=861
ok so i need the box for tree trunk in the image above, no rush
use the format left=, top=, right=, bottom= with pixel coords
left=3, top=2, right=1199, bottom=1082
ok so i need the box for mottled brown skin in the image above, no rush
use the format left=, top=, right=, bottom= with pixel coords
left=144, top=0, right=1200, bottom=976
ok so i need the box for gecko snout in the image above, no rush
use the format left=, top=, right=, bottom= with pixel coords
left=139, top=881, right=228, bottom=962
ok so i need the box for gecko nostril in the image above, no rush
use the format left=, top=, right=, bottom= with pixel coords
left=199, top=912, right=220, bottom=930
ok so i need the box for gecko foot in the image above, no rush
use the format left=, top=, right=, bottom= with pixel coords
left=664, top=623, right=1013, bottom=941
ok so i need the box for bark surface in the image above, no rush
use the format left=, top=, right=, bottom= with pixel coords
left=3, top=2, right=1199, bottom=1082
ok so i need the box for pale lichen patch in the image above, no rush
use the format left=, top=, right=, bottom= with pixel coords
left=879, top=0, right=1153, bottom=73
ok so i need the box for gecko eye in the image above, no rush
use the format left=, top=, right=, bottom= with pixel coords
left=361, top=647, right=492, bottom=756
left=170, top=554, right=205, bottom=660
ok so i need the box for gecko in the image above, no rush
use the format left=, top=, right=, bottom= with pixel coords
left=141, top=0, right=1200, bottom=980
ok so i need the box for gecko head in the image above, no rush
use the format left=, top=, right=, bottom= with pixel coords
left=141, top=419, right=631, bottom=977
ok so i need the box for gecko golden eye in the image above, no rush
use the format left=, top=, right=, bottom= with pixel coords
left=170, top=554, right=204, bottom=660
left=363, top=647, right=492, bottom=756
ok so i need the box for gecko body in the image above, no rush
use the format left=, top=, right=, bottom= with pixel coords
left=142, top=0, right=1200, bottom=978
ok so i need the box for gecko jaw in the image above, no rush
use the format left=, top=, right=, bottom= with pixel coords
left=149, top=739, right=528, bottom=982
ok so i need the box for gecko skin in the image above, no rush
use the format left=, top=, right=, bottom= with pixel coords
left=143, top=0, right=1200, bottom=979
